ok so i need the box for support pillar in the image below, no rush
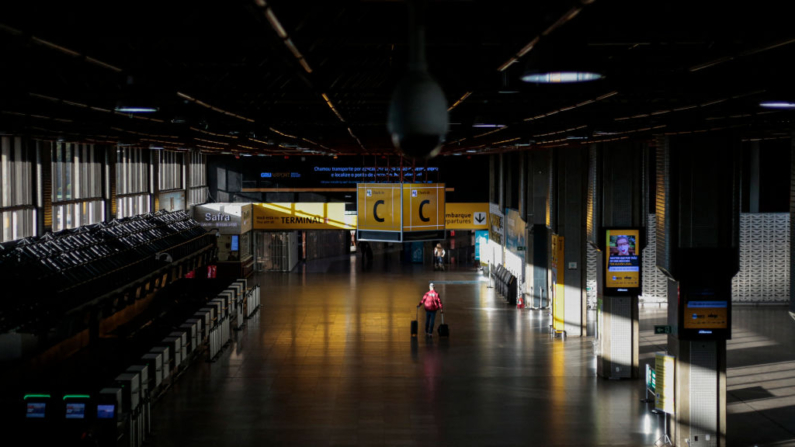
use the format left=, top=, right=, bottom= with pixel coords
left=790, top=133, right=795, bottom=321
left=595, top=141, right=646, bottom=379
left=657, top=134, right=739, bottom=447
left=498, top=153, right=504, bottom=211
left=518, top=152, right=526, bottom=221
left=527, top=150, right=551, bottom=308
left=104, top=146, right=116, bottom=221
left=554, top=146, right=587, bottom=337
left=749, top=141, right=760, bottom=213
left=489, top=154, right=496, bottom=204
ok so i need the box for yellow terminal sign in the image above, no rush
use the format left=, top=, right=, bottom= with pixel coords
left=402, top=183, right=445, bottom=232
left=253, top=203, right=357, bottom=230
left=356, top=183, right=402, bottom=232
left=445, top=203, right=489, bottom=230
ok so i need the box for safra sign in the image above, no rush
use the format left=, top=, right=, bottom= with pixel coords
left=204, top=212, right=231, bottom=222
left=194, top=203, right=252, bottom=234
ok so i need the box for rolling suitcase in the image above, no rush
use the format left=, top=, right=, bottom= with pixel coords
left=411, top=308, right=419, bottom=337
left=437, top=313, right=449, bottom=337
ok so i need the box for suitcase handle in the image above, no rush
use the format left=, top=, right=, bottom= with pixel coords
left=441, top=313, right=444, bottom=324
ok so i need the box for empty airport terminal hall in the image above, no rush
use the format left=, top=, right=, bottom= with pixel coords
left=3, top=1, right=795, bottom=446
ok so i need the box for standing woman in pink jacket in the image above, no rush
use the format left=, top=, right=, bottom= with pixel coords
left=417, top=283, right=443, bottom=337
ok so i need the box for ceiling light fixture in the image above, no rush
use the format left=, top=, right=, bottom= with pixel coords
left=521, top=41, right=603, bottom=84
left=522, top=71, right=602, bottom=84
left=115, top=106, right=158, bottom=113
left=759, top=101, right=795, bottom=109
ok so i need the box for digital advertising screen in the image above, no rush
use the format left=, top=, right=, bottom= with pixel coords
left=605, top=229, right=641, bottom=292
left=680, top=286, right=730, bottom=338
left=26, top=403, right=46, bottom=419
left=97, top=405, right=115, bottom=420
left=231, top=235, right=239, bottom=251
left=65, top=403, right=86, bottom=419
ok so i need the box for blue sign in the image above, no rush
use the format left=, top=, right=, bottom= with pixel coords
left=475, top=230, right=489, bottom=260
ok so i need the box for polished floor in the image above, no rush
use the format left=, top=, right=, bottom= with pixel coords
left=150, top=252, right=795, bottom=447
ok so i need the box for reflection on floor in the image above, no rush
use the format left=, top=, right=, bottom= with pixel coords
left=150, top=253, right=795, bottom=446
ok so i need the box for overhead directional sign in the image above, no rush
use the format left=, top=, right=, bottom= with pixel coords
left=445, top=203, right=489, bottom=230
left=356, top=183, right=446, bottom=242
left=402, top=183, right=445, bottom=231
left=402, top=183, right=445, bottom=241
left=253, top=203, right=356, bottom=230
left=357, top=183, right=401, bottom=232
left=357, top=183, right=402, bottom=241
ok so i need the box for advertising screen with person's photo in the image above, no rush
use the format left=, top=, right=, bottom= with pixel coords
left=605, top=229, right=641, bottom=290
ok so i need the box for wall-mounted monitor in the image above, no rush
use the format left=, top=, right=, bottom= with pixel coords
left=26, top=403, right=46, bottom=419
left=604, top=228, right=641, bottom=295
left=96, top=405, right=115, bottom=420
left=65, top=403, right=85, bottom=419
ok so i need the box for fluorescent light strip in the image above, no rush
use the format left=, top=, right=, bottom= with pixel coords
left=1, top=110, right=73, bottom=123
left=29, top=92, right=168, bottom=124
left=690, top=38, right=795, bottom=72
left=474, top=127, right=508, bottom=139
left=194, top=137, right=229, bottom=146
left=322, top=93, right=346, bottom=122
left=524, top=91, right=618, bottom=122
left=448, top=91, right=473, bottom=112
left=177, top=92, right=256, bottom=123
left=189, top=127, right=238, bottom=139
left=255, top=1, right=313, bottom=74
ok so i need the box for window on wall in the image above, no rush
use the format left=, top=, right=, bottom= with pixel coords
left=52, top=142, right=104, bottom=231
left=1, top=136, right=36, bottom=242
left=158, top=150, right=184, bottom=191
left=116, top=146, right=151, bottom=218
left=188, top=150, right=208, bottom=207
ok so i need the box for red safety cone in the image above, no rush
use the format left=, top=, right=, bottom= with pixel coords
left=517, top=295, right=524, bottom=309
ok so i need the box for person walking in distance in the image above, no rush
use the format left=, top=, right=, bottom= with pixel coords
left=417, top=283, right=443, bottom=337
left=434, top=243, right=446, bottom=270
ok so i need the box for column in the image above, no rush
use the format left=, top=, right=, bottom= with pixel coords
left=555, top=146, right=588, bottom=336
left=790, top=134, right=795, bottom=320
left=657, top=134, right=739, bottom=447
left=595, top=141, right=646, bottom=379
left=527, top=149, right=551, bottom=308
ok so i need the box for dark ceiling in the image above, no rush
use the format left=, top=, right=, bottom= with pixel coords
left=1, top=0, right=794, bottom=157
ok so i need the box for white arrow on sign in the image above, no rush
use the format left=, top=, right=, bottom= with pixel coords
left=474, top=212, right=487, bottom=225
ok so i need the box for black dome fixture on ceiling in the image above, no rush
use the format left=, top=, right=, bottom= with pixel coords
left=387, top=0, right=449, bottom=160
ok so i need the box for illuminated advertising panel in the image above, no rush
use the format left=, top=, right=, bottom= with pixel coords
left=605, top=228, right=641, bottom=293
left=679, top=284, right=731, bottom=339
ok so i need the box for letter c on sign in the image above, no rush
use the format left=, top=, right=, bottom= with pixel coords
left=374, top=200, right=385, bottom=222
left=419, top=200, right=430, bottom=222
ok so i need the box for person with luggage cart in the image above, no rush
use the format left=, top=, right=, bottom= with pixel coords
left=417, top=283, right=443, bottom=337
left=433, top=243, right=446, bottom=271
